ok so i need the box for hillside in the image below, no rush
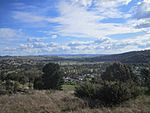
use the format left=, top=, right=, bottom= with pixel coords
left=0, top=49, right=150, bottom=64
left=88, top=49, right=150, bottom=63
left=0, top=90, right=150, bottom=113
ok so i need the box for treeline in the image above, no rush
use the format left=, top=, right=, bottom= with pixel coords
left=86, top=49, right=150, bottom=63
left=0, top=63, right=64, bottom=94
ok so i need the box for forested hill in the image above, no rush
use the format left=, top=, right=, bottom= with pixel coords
left=87, top=49, right=150, bottom=63
left=0, top=50, right=150, bottom=64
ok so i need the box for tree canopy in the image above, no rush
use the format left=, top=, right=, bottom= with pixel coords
left=34, top=63, right=64, bottom=90
left=101, top=62, right=136, bottom=82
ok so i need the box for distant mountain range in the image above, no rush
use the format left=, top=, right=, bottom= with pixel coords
left=50, top=54, right=106, bottom=58
left=0, top=50, right=150, bottom=64
left=86, top=49, right=150, bottom=63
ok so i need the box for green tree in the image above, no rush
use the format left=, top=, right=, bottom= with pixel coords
left=140, top=68, right=150, bottom=94
left=75, top=62, right=143, bottom=106
left=42, top=63, right=63, bottom=89
left=101, top=62, right=136, bottom=82
left=140, top=68, right=150, bottom=86
left=34, top=63, right=64, bottom=90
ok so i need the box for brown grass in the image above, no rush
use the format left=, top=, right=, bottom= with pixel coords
left=0, top=90, right=150, bottom=113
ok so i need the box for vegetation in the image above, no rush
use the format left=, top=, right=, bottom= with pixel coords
left=0, top=90, right=150, bottom=113
left=140, top=68, right=150, bottom=85
left=140, top=68, right=150, bottom=94
left=0, top=52, right=150, bottom=112
left=34, top=63, right=64, bottom=90
left=101, top=62, right=136, bottom=82
left=88, top=49, right=150, bottom=63
left=62, top=84, right=75, bottom=91
left=75, top=63, right=145, bottom=106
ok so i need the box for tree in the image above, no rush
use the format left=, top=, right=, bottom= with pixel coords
left=140, top=68, right=150, bottom=94
left=140, top=68, right=150, bottom=86
left=75, top=62, right=143, bottom=106
left=101, top=62, right=136, bottom=82
left=42, top=63, right=63, bottom=89
left=34, top=63, right=64, bottom=90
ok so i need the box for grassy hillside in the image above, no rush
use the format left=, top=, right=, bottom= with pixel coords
left=0, top=90, right=150, bottom=113
left=88, top=49, right=150, bottom=63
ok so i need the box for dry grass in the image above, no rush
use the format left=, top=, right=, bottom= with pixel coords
left=0, top=90, right=150, bottom=113
left=0, top=91, right=59, bottom=113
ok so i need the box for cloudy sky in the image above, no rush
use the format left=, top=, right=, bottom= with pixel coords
left=0, top=0, right=150, bottom=55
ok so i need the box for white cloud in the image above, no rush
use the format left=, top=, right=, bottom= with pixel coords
left=3, top=47, right=17, bottom=51
left=131, top=1, right=150, bottom=33
left=20, top=43, right=33, bottom=50
left=7, top=0, right=150, bottom=55
left=133, top=1, right=150, bottom=19
left=19, top=40, right=71, bottom=54
left=51, top=34, right=58, bottom=39
left=65, top=34, right=150, bottom=53
left=13, top=12, right=46, bottom=23
left=12, top=0, right=139, bottom=39
left=97, top=0, right=132, bottom=7
left=27, top=37, right=45, bottom=42
left=73, top=0, right=132, bottom=7
left=72, top=0, right=93, bottom=7
left=0, top=28, right=24, bottom=39
left=72, top=0, right=132, bottom=18
left=3, top=33, right=149, bottom=55
left=144, top=0, right=150, bottom=3
left=135, top=18, right=150, bottom=28
left=48, top=1, right=139, bottom=38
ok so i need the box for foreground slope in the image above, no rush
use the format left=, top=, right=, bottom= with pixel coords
left=0, top=90, right=150, bottom=113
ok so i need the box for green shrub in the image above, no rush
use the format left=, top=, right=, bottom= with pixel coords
left=75, top=81, right=143, bottom=106
left=0, top=80, right=29, bottom=95
left=13, top=81, right=25, bottom=93
left=33, top=76, right=44, bottom=90
left=146, top=84, right=150, bottom=95
left=75, top=82, right=97, bottom=99
left=0, top=80, right=7, bottom=95
left=97, top=81, right=143, bottom=106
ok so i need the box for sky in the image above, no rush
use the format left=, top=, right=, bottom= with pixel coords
left=0, top=0, right=150, bottom=55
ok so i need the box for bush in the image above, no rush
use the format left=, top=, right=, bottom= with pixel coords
left=75, top=81, right=143, bottom=106
left=146, top=84, right=150, bottom=95
left=0, top=80, right=7, bottom=95
left=97, top=81, right=143, bottom=106
left=75, top=82, right=97, bottom=99
left=0, top=80, right=28, bottom=95
left=33, top=76, right=44, bottom=90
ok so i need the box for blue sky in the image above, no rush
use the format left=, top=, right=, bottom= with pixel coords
left=0, top=0, right=150, bottom=55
